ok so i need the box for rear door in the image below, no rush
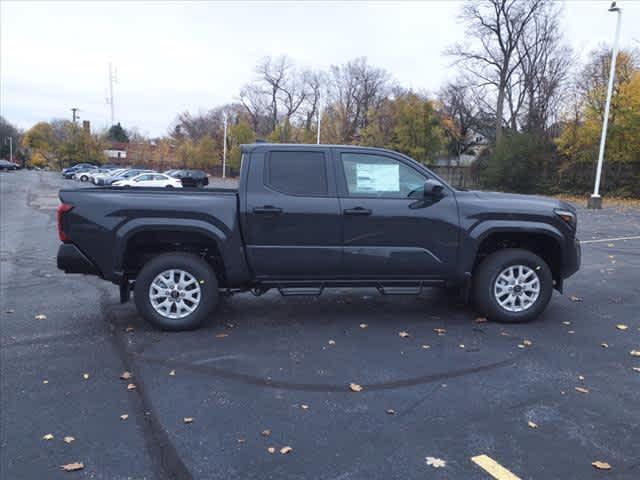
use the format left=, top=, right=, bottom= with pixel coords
left=244, top=148, right=342, bottom=279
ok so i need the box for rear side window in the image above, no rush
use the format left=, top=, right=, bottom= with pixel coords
left=267, top=151, right=327, bottom=196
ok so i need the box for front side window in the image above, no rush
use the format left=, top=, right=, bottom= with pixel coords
left=267, top=151, right=328, bottom=196
left=341, top=153, right=426, bottom=198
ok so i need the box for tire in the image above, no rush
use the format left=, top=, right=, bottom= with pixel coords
left=472, top=248, right=553, bottom=323
left=80, top=175, right=88, bottom=182
left=166, top=185, right=174, bottom=188
left=134, top=252, right=218, bottom=331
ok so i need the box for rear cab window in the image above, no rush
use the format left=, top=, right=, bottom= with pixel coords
left=266, top=151, right=328, bottom=196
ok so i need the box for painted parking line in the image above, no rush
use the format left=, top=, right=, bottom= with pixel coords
left=471, top=454, right=521, bottom=480
left=581, top=235, right=640, bottom=244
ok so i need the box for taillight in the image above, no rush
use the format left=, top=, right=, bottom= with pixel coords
left=57, top=203, right=74, bottom=242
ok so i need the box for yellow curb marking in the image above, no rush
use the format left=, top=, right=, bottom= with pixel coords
left=471, top=455, right=521, bottom=480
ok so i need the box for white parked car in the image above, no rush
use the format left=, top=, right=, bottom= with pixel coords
left=92, top=168, right=126, bottom=184
left=112, top=173, right=182, bottom=188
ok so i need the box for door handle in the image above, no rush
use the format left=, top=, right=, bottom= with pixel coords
left=253, top=206, right=283, bottom=215
left=343, top=207, right=372, bottom=216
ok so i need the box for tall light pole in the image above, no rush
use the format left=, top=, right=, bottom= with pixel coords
left=316, top=93, right=322, bottom=145
left=6, top=137, right=13, bottom=163
left=589, top=2, right=622, bottom=209
left=222, top=112, right=228, bottom=179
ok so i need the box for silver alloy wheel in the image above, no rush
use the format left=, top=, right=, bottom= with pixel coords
left=493, top=264, right=540, bottom=313
left=149, top=269, right=202, bottom=319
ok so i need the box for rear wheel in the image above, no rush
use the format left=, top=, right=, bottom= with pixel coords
left=134, top=252, right=218, bottom=330
left=473, top=248, right=553, bottom=323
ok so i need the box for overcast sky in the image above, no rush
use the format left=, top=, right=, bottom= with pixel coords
left=1, top=0, right=639, bottom=137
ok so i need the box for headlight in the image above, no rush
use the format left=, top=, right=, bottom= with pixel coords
left=555, top=209, right=576, bottom=229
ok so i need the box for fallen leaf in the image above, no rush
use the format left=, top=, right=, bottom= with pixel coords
left=183, top=417, right=193, bottom=424
left=120, top=414, right=128, bottom=420
left=630, top=350, right=640, bottom=357
left=421, top=344, right=431, bottom=349
left=34, top=314, right=47, bottom=321
left=616, top=324, right=628, bottom=331
left=43, top=380, right=49, bottom=384
left=60, top=462, right=84, bottom=472
left=569, top=295, right=583, bottom=302
left=237, top=438, right=246, bottom=443
left=261, top=429, right=271, bottom=437
left=568, top=330, right=575, bottom=334
left=359, top=323, right=368, bottom=329
left=575, top=387, right=589, bottom=394
left=386, top=409, right=396, bottom=415
left=349, top=382, right=363, bottom=392
left=280, top=446, right=293, bottom=455
left=63, top=436, right=75, bottom=444
left=528, top=421, right=538, bottom=429
left=300, top=404, right=309, bottom=410
left=425, top=456, right=446, bottom=468
left=433, top=328, right=446, bottom=335
left=82, top=373, right=89, bottom=380
left=399, top=331, right=410, bottom=338
left=120, top=371, right=132, bottom=380
left=475, top=317, right=487, bottom=323
left=215, top=333, right=229, bottom=338
left=523, top=339, right=533, bottom=346
left=562, top=321, right=571, bottom=326
left=42, top=433, right=54, bottom=440
left=517, top=344, right=525, bottom=349
left=267, top=447, right=276, bottom=454
left=592, top=461, right=612, bottom=470
left=601, top=343, right=609, bottom=348
left=127, top=383, right=136, bottom=391
left=578, top=375, right=585, bottom=380
left=607, top=243, right=614, bottom=247
left=328, top=340, right=336, bottom=345
left=500, top=331, right=510, bottom=336
left=169, top=369, right=176, bottom=376
left=125, top=326, right=135, bottom=332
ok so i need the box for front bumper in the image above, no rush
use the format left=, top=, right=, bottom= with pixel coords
left=57, top=244, right=100, bottom=276
left=562, top=236, right=581, bottom=279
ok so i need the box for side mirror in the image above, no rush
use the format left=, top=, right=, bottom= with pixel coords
left=423, top=179, right=444, bottom=198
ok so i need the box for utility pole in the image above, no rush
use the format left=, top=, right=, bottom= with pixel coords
left=589, top=2, right=622, bottom=209
left=71, top=107, right=80, bottom=124
left=222, top=112, right=228, bottom=179
left=106, top=62, right=118, bottom=126
left=8, top=137, right=13, bottom=163
left=316, top=93, right=322, bottom=145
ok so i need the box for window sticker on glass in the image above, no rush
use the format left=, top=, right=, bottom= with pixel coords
left=355, top=163, right=399, bottom=192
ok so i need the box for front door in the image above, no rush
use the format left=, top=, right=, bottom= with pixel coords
left=336, top=150, right=459, bottom=279
left=244, top=149, right=342, bottom=279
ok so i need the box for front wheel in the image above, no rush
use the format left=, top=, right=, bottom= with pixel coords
left=134, top=252, right=219, bottom=330
left=472, top=248, right=553, bottom=323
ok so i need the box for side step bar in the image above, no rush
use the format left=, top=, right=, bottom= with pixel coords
left=265, top=280, right=445, bottom=297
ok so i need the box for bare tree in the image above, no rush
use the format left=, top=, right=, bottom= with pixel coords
left=327, top=57, right=391, bottom=142
left=447, top=0, right=546, bottom=143
left=439, top=82, right=480, bottom=161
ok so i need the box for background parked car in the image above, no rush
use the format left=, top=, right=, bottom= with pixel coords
left=98, top=169, right=153, bottom=186
left=62, top=163, right=95, bottom=178
left=112, top=172, right=182, bottom=188
left=168, top=169, right=209, bottom=187
left=73, top=166, right=99, bottom=182
left=0, top=159, right=20, bottom=170
left=92, top=168, right=127, bottom=184
left=63, top=164, right=96, bottom=179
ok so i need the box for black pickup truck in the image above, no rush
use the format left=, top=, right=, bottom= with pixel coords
left=57, top=143, right=580, bottom=330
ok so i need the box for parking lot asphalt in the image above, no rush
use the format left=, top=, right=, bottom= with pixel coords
left=1, top=170, right=639, bottom=479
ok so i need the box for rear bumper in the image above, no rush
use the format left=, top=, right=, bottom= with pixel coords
left=57, top=244, right=100, bottom=276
